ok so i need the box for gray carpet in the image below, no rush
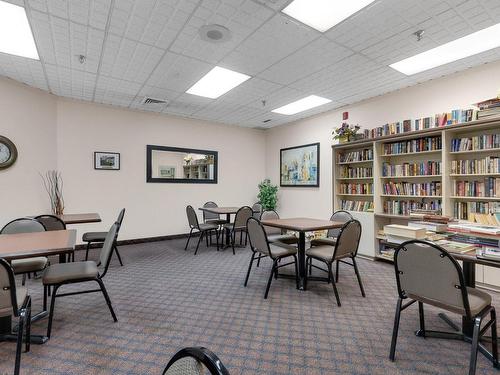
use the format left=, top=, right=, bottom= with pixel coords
left=0, top=239, right=498, bottom=374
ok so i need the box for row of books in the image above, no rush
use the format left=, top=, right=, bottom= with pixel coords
left=452, top=178, right=500, bottom=198
left=450, top=157, right=500, bottom=175
left=477, top=97, right=500, bottom=119
left=383, top=200, right=442, bottom=216
left=337, top=148, right=373, bottom=163
left=366, top=109, right=478, bottom=139
left=383, top=136, right=442, bottom=155
left=382, top=161, right=441, bottom=177
left=453, top=201, right=500, bottom=220
left=339, top=183, right=373, bottom=195
left=451, top=133, right=500, bottom=152
left=340, top=200, right=374, bottom=212
left=338, top=166, right=373, bottom=178
left=382, top=181, right=442, bottom=196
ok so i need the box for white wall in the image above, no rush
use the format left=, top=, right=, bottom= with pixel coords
left=0, top=78, right=57, bottom=223
left=265, top=60, right=500, bottom=219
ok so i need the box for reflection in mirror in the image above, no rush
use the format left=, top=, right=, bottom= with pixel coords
left=147, top=145, right=218, bottom=183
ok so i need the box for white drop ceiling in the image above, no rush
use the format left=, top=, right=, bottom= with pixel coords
left=1, top=0, right=499, bottom=128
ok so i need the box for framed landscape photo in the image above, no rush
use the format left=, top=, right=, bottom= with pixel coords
left=280, top=142, right=320, bottom=187
left=94, top=152, right=120, bottom=170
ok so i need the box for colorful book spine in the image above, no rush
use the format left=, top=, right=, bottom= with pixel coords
left=383, top=136, right=441, bottom=155
left=340, top=200, right=374, bottom=212
left=338, top=148, right=373, bottom=163
left=382, top=161, right=441, bottom=177
left=339, top=183, right=373, bottom=195
left=339, top=166, right=373, bottom=178
left=382, top=181, right=442, bottom=196
left=450, top=157, right=500, bottom=174
left=451, top=133, right=500, bottom=151
left=384, top=200, right=442, bottom=216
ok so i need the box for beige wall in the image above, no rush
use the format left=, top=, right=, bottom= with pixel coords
left=0, top=78, right=57, bottom=222
left=265, top=60, right=500, bottom=219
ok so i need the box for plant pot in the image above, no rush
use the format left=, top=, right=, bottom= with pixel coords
left=338, top=135, right=350, bottom=143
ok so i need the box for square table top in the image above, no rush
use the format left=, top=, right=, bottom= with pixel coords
left=0, top=229, right=77, bottom=260
left=56, top=213, right=101, bottom=224
left=261, top=218, right=344, bottom=232
left=199, top=207, right=244, bottom=214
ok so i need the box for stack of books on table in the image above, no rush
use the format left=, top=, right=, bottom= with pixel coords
left=477, top=246, right=500, bottom=261
left=434, top=240, right=477, bottom=254
left=408, top=221, right=448, bottom=233
left=447, top=222, right=500, bottom=235
left=476, top=98, right=500, bottom=119
left=383, top=224, right=426, bottom=244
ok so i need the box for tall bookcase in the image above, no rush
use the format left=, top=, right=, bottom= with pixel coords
left=332, top=117, right=500, bottom=288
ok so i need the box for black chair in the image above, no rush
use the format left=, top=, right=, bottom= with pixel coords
left=42, top=223, right=119, bottom=338
left=306, top=219, right=365, bottom=306
left=251, top=202, right=262, bottom=220
left=222, top=206, right=253, bottom=255
left=185, top=205, right=219, bottom=254
left=245, top=217, right=298, bottom=299
left=34, top=215, right=70, bottom=260
left=1, top=218, right=49, bottom=285
left=260, top=210, right=297, bottom=244
left=0, top=258, right=31, bottom=375
left=163, top=347, right=230, bottom=375
left=83, top=208, right=125, bottom=266
left=389, top=240, right=498, bottom=375
left=202, top=201, right=227, bottom=226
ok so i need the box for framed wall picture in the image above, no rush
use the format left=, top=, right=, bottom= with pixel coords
left=280, top=142, right=320, bottom=187
left=158, top=165, right=176, bottom=178
left=94, top=152, right=120, bottom=170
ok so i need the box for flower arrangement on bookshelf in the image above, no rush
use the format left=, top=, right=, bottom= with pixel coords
left=332, top=122, right=361, bottom=143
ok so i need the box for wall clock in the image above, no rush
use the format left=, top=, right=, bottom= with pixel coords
left=0, top=135, right=18, bottom=170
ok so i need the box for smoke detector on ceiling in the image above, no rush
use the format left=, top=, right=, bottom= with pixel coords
left=199, top=24, right=232, bottom=43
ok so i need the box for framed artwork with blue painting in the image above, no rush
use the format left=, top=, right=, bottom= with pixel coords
left=280, top=142, right=320, bottom=187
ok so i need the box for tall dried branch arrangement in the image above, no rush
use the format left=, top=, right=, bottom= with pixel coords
left=40, top=170, right=65, bottom=215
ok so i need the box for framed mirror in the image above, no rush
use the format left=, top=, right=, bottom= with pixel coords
left=146, top=145, right=218, bottom=184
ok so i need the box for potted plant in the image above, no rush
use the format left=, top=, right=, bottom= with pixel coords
left=332, top=122, right=361, bottom=143
left=257, top=179, right=278, bottom=211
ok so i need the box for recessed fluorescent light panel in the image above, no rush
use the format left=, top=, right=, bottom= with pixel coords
left=390, top=23, right=500, bottom=75
left=0, top=1, right=39, bottom=59
left=186, top=66, right=251, bottom=99
left=282, top=0, right=376, bottom=32
left=272, top=95, right=332, bottom=115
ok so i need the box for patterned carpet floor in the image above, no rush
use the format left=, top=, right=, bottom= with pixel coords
left=0, top=238, right=499, bottom=374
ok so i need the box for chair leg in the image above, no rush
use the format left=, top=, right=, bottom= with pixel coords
left=205, top=231, right=209, bottom=247
left=468, top=316, right=482, bottom=375
left=85, top=241, right=91, bottom=260
left=113, top=245, right=124, bottom=266
left=96, top=278, right=118, bottom=322
left=352, top=257, right=365, bottom=297
left=21, top=274, right=26, bottom=286
left=231, top=231, right=236, bottom=255
left=194, top=232, right=203, bottom=255
left=418, top=301, right=425, bottom=337
left=14, top=309, right=25, bottom=375
left=491, top=308, right=498, bottom=368
left=239, top=231, right=243, bottom=245
left=293, top=255, right=299, bottom=289
left=244, top=252, right=256, bottom=287
left=25, top=298, right=31, bottom=353
left=245, top=231, right=248, bottom=246
left=389, top=297, right=403, bottom=361
left=46, top=285, right=60, bottom=338
left=309, top=258, right=313, bottom=276
left=264, top=260, right=277, bottom=299
left=184, top=229, right=193, bottom=250
left=328, top=263, right=341, bottom=307
left=335, top=260, right=340, bottom=282
left=257, top=255, right=261, bottom=267
left=215, top=229, right=219, bottom=251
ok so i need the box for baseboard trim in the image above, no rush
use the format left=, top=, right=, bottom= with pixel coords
left=74, top=232, right=193, bottom=250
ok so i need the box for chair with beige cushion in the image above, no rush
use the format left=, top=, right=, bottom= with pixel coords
left=34, top=215, right=70, bottom=260
left=1, top=218, right=49, bottom=285
left=42, top=223, right=119, bottom=338
left=83, top=208, right=125, bottom=266
left=222, top=206, right=253, bottom=255
left=389, top=240, right=498, bottom=375
left=306, top=219, right=365, bottom=306
left=244, top=217, right=298, bottom=299
left=0, top=258, right=31, bottom=375
left=309, top=210, right=353, bottom=279
left=185, top=205, right=219, bottom=254
left=260, top=210, right=297, bottom=245
left=163, top=347, right=230, bottom=375
left=251, top=202, right=262, bottom=220
left=202, top=202, right=227, bottom=226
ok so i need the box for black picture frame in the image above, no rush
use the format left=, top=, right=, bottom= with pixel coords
left=280, top=142, right=320, bottom=187
left=94, top=151, right=120, bottom=170
left=146, top=145, right=218, bottom=184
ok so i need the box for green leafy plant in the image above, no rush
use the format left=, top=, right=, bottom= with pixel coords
left=258, top=179, right=278, bottom=211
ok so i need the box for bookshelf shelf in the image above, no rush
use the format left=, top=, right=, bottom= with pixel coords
left=380, top=175, right=442, bottom=179
left=337, top=160, right=373, bottom=165
left=381, top=149, right=442, bottom=157
left=450, top=148, right=500, bottom=154
left=337, top=193, right=374, bottom=197
left=450, top=196, right=500, bottom=201
left=381, top=194, right=442, bottom=198
left=336, top=177, right=373, bottom=180
left=450, top=173, right=500, bottom=177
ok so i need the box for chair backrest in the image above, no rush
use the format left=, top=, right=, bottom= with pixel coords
left=116, top=208, right=126, bottom=227
left=327, top=210, right=353, bottom=238
left=260, top=210, right=281, bottom=236
left=99, top=223, right=119, bottom=277
left=34, top=215, right=66, bottom=231
left=1, top=218, right=46, bottom=234
left=333, top=219, right=362, bottom=260
left=251, top=202, right=262, bottom=219
left=163, top=347, right=230, bottom=375
left=0, top=259, right=20, bottom=318
left=202, top=201, right=220, bottom=222
left=233, top=206, right=253, bottom=230
left=394, top=240, right=471, bottom=319
left=247, top=218, right=271, bottom=257
left=186, top=205, right=200, bottom=229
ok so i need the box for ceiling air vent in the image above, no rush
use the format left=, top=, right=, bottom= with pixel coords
left=142, top=97, right=167, bottom=105
left=262, top=119, right=271, bottom=123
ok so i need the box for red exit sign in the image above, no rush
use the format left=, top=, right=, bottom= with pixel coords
left=342, top=111, right=349, bottom=120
